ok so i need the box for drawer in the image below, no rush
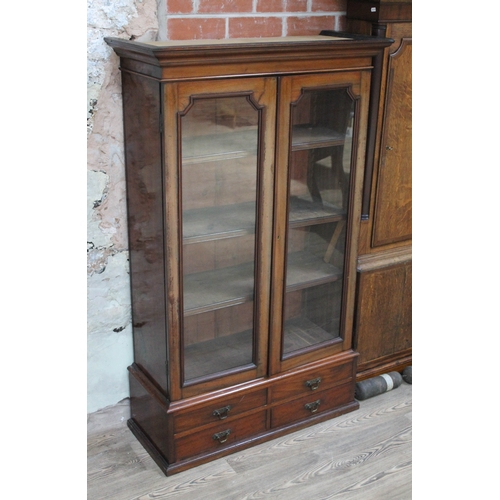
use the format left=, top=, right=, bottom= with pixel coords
left=271, top=382, right=354, bottom=428
left=174, top=388, right=267, bottom=434
left=271, top=359, right=354, bottom=403
left=175, top=410, right=267, bottom=461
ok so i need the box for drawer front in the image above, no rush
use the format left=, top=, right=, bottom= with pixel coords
left=271, top=382, right=354, bottom=428
left=175, top=410, right=267, bottom=461
left=271, top=359, right=354, bottom=403
left=174, top=388, right=267, bottom=434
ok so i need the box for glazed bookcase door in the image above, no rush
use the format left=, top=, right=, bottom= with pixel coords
left=164, top=78, right=277, bottom=399
left=271, top=72, right=369, bottom=374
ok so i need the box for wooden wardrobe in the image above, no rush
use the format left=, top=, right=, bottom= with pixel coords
left=346, top=0, right=412, bottom=380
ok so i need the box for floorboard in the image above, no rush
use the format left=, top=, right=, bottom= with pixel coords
left=87, top=382, right=411, bottom=499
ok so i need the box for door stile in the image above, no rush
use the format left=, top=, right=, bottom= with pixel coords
left=252, top=77, right=277, bottom=378
left=163, top=82, right=183, bottom=401
left=341, top=70, right=371, bottom=350
left=269, top=76, right=292, bottom=376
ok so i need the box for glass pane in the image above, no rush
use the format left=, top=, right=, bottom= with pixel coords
left=181, top=96, right=259, bottom=382
left=283, top=88, right=354, bottom=357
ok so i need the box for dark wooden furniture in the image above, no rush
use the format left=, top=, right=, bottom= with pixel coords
left=105, top=34, right=392, bottom=475
left=345, top=0, right=412, bottom=380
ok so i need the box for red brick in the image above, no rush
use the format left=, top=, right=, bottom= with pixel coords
left=229, top=16, right=283, bottom=38
left=286, top=0, right=308, bottom=12
left=256, top=0, right=285, bottom=12
left=166, top=0, right=193, bottom=14
left=311, top=0, right=345, bottom=12
left=286, top=15, right=336, bottom=36
left=167, top=17, right=226, bottom=40
left=198, top=0, right=254, bottom=13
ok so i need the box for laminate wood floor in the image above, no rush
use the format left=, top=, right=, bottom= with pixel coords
left=87, top=382, right=412, bottom=500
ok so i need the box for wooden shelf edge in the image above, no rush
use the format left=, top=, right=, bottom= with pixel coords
left=183, top=199, right=345, bottom=244
left=184, top=251, right=343, bottom=316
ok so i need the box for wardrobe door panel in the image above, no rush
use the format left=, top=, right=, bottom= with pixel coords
left=372, top=38, right=412, bottom=247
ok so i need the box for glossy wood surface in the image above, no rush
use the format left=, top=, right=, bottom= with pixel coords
left=121, top=72, right=168, bottom=393
left=270, top=382, right=354, bottom=428
left=270, top=356, right=354, bottom=403
left=175, top=410, right=268, bottom=461
left=173, top=388, right=268, bottom=434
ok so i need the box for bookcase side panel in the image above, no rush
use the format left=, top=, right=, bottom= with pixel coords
left=122, top=71, right=169, bottom=393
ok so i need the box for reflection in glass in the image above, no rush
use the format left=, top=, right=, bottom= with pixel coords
left=283, top=88, right=355, bottom=357
left=181, top=96, right=259, bottom=382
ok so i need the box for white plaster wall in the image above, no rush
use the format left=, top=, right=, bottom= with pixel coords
left=87, top=0, right=159, bottom=413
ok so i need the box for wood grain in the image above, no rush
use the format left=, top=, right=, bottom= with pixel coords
left=182, top=250, right=342, bottom=316
left=372, top=38, right=412, bottom=247
left=354, top=257, right=412, bottom=372
left=88, top=381, right=411, bottom=499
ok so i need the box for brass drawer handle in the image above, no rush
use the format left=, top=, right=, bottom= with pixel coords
left=213, top=429, right=231, bottom=444
left=212, top=405, right=232, bottom=420
left=305, top=377, right=322, bottom=391
left=305, top=400, right=321, bottom=414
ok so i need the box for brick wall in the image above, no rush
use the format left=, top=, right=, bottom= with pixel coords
left=163, top=0, right=347, bottom=40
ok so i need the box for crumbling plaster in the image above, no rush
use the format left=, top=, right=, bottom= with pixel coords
left=87, top=0, right=159, bottom=413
